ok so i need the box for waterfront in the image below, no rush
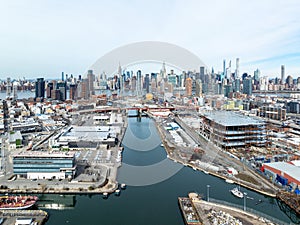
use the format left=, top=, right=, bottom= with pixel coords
left=42, top=117, right=293, bottom=225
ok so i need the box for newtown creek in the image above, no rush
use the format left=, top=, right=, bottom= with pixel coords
left=42, top=117, right=292, bottom=224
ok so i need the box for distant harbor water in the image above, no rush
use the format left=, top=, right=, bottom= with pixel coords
left=42, top=117, right=293, bottom=225
left=0, top=90, right=35, bottom=100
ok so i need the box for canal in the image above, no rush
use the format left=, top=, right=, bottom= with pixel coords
left=44, top=117, right=293, bottom=224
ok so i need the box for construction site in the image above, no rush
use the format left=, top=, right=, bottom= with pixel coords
left=199, top=111, right=267, bottom=150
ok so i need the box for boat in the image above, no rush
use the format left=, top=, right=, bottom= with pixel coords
left=203, top=170, right=209, bottom=174
left=225, top=179, right=235, bottom=184
left=230, top=187, right=244, bottom=198
left=0, top=195, right=38, bottom=210
left=120, top=183, right=126, bottom=189
left=160, top=143, right=164, bottom=147
left=115, top=189, right=120, bottom=196
left=102, top=192, right=108, bottom=199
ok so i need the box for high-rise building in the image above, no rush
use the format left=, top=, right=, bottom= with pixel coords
left=195, top=80, right=202, bottom=97
left=87, top=70, right=95, bottom=97
left=235, top=58, right=240, bottom=79
left=35, top=78, right=45, bottom=99
left=185, top=77, right=192, bottom=96
left=200, top=66, right=205, bottom=81
left=69, top=83, right=77, bottom=100
left=56, top=81, right=67, bottom=101
left=46, top=82, right=54, bottom=98
left=144, top=74, right=150, bottom=93
left=254, top=69, right=260, bottom=84
left=286, top=75, right=293, bottom=88
left=243, top=77, right=252, bottom=95
left=281, top=65, right=285, bottom=85
left=136, top=70, right=142, bottom=96
left=224, top=84, right=232, bottom=98
left=12, top=82, right=18, bottom=100
left=6, top=78, right=12, bottom=99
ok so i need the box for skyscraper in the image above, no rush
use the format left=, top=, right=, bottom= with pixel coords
left=235, top=58, right=240, bottom=79
left=281, top=65, right=285, bottom=85
left=57, top=81, right=67, bottom=101
left=118, top=63, right=123, bottom=96
left=144, top=74, right=150, bottom=93
left=243, top=77, right=252, bottom=95
left=46, top=82, right=54, bottom=98
left=6, top=78, right=12, bottom=99
left=87, top=70, right=95, bottom=97
left=195, top=80, right=202, bottom=97
left=136, top=70, right=142, bottom=96
left=185, top=77, right=192, bottom=96
left=35, top=78, right=45, bottom=99
left=69, top=83, right=77, bottom=100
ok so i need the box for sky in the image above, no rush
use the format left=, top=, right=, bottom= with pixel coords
left=1, top=0, right=300, bottom=79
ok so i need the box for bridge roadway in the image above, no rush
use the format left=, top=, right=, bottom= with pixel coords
left=72, top=106, right=176, bottom=114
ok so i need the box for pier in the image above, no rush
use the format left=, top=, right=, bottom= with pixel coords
left=179, top=193, right=288, bottom=225
left=0, top=209, right=48, bottom=225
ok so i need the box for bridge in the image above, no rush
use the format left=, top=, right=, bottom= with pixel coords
left=72, top=106, right=176, bottom=115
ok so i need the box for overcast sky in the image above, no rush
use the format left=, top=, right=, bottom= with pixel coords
left=1, top=0, right=300, bottom=79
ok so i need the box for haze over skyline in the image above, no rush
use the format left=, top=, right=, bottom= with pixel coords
left=1, top=0, right=300, bottom=79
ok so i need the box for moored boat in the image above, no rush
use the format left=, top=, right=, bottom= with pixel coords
left=225, top=179, right=235, bottom=184
left=115, top=189, right=120, bottom=196
left=102, top=192, right=108, bottom=199
left=0, top=195, right=38, bottom=210
left=230, top=187, right=244, bottom=198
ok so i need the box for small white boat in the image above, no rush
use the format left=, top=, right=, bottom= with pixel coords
left=230, top=187, right=243, bottom=198
left=103, top=192, right=108, bottom=198
left=225, top=179, right=235, bottom=184
left=121, top=183, right=126, bottom=189
left=203, top=170, right=209, bottom=174
left=115, top=189, right=120, bottom=196
left=193, top=167, right=197, bottom=171
left=160, top=143, right=164, bottom=147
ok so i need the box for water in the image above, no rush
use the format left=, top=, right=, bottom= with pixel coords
left=39, top=117, right=293, bottom=224
left=0, top=91, right=34, bottom=100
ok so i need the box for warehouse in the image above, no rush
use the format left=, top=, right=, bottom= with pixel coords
left=262, top=162, right=300, bottom=186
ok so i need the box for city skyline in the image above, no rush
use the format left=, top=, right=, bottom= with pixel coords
left=1, top=0, right=300, bottom=78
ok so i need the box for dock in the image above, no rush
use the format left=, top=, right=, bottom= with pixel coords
left=0, top=209, right=48, bottom=225
left=178, top=197, right=201, bottom=225
left=179, top=193, right=288, bottom=225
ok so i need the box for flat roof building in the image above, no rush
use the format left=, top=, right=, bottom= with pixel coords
left=263, top=162, right=300, bottom=186
left=13, top=151, right=76, bottom=179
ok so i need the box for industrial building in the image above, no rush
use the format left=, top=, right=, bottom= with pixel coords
left=54, top=125, right=119, bottom=150
left=199, top=111, right=267, bottom=149
left=13, top=151, right=76, bottom=179
left=262, top=162, right=300, bottom=186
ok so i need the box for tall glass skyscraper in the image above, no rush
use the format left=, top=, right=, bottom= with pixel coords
left=35, top=78, right=45, bottom=99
